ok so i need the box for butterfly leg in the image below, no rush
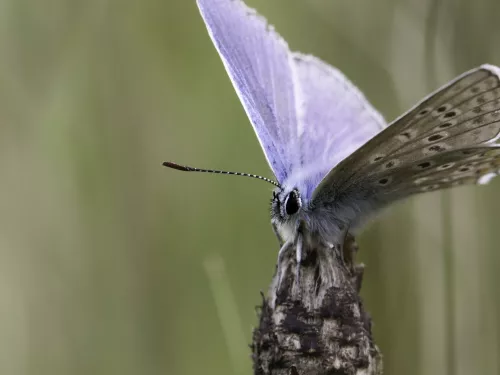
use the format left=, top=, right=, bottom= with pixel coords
left=293, top=220, right=309, bottom=291
left=276, top=221, right=306, bottom=291
left=276, top=239, right=293, bottom=289
left=272, top=221, right=284, bottom=247
left=294, top=233, right=303, bottom=291
left=341, top=231, right=365, bottom=293
left=339, top=224, right=358, bottom=264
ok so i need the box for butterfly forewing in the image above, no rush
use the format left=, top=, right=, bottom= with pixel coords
left=282, top=54, right=386, bottom=198
left=197, top=0, right=386, bottom=193
left=197, top=0, right=298, bottom=182
left=313, top=65, right=500, bottom=212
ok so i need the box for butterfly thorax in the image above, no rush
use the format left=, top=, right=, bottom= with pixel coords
left=271, top=186, right=347, bottom=247
left=271, top=181, right=385, bottom=248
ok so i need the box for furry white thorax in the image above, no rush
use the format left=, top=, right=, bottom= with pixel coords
left=271, top=184, right=384, bottom=249
left=271, top=187, right=345, bottom=247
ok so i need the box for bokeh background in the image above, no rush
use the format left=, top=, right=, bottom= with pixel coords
left=0, top=0, right=499, bottom=374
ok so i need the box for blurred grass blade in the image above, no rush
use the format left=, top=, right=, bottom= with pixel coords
left=204, top=255, right=249, bottom=375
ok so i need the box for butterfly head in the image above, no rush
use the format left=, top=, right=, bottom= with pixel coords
left=272, top=188, right=302, bottom=220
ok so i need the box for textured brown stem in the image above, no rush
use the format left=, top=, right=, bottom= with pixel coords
left=252, top=235, right=382, bottom=375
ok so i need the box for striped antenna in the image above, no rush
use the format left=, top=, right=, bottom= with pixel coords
left=163, top=161, right=281, bottom=188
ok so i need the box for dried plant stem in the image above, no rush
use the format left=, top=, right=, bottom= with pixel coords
left=252, top=235, right=382, bottom=375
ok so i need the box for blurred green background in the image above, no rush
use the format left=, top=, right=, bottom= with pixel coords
left=0, top=0, right=499, bottom=374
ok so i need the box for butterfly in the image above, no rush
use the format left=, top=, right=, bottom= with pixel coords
left=165, top=0, right=500, bottom=265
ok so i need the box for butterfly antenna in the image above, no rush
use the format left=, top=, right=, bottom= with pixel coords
left=163, top=161, right=281, bottom=188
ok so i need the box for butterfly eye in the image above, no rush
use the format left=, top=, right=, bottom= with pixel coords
left=284, top=190, right=301, bottom=215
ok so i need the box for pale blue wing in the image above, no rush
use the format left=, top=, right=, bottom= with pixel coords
left=197, top=0, right=386, bottom=190
left=283, top=54, right=386, bottom=199
left=197, top=0, right=297, bottom=183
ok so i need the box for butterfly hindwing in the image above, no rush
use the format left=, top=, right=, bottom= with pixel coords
left=374, top=146, right=500, bottom=198
left=312, top=65, right=500, bottom=217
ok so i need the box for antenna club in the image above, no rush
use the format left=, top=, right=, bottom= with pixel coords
left=163, top=161, right=193, bottom=171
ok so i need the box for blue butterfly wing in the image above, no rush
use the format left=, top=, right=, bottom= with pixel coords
left=284, top=54, right=386, bottom=199
left=310, top=65, right=500, bottom=235
left=197, top=0, right=297, bottom=183
left=197, top=0, right=386, bottom=193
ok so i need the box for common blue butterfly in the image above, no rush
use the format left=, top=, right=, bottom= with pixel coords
left=165, top=0, right=500, bottom=265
